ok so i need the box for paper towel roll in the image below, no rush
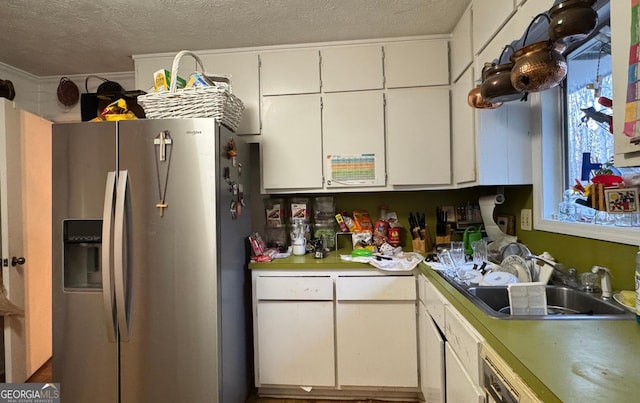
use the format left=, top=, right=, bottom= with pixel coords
left=479, top=195, right=517, bottom=250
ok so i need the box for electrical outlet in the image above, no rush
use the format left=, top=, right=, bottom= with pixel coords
left=520, top=209, right=532, bottom=231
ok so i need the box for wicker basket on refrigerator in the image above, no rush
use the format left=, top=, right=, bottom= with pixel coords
left=138, top=50, right=244, bottom=132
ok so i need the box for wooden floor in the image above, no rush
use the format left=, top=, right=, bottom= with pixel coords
left=26, top=360, right=411, bottom=402
left=26, top=358, right=52, bottom=383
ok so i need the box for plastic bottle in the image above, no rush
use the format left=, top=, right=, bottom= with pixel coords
left=636, top=246, right=640, bottom=323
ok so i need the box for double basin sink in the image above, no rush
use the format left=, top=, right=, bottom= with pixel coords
left=437, top=272, right=634, bottom=320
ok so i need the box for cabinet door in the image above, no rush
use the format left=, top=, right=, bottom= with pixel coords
left=386, top=87, right=451, bottom=186
left=261, top=95, right=323, bottom=191
left=336, top=275, right=417, bottom=387
left=476, top=101, right=532, bottom=185
left=423, top=275, right=447, bottom=330
left=385, top=40, right=449, bottom=88
left=336, top=301, right=418, bottom=387
left=323, top=92, right=386, bottom=188
left=452, top=67, right=477, bottom=185
left=472, top=0, right=516, bottom=54
left=256, top=300, right=335, bottom=386
left=419, top=305, right=445, bottom=403
left=260, top=49, right=320, bottom=95
left=255, top=276, right=335, bottom=387
left=444, top=305, right=483, bottom=386
left=199, top=53, right=260, bottom=135
left=321, top=45, right=383, bottom=92
left=134, top=55, right=180, bottom=92
left=445, top=344, right=485, bottom=403
left=450, top=8, right=473, bottom=83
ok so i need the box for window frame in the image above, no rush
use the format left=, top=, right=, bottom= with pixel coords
left=532, top=88, right=640, bottom=245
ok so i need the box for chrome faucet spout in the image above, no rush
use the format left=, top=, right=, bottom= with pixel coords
left=592, top=265, right=613, bottom=298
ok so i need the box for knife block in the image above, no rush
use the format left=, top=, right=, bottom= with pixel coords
left=435, top=224, right=451, bottom=246
left=412, top=227, right=434, bottom=254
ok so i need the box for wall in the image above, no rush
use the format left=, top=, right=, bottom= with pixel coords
left=263, top=185, right=637, bottom=290
left=0, top=62, right=135, bottom=123
left=497, top=186, right=637, bottom=290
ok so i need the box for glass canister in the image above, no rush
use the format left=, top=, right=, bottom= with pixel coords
left=263, top=224, right=288, bottom=251
left=314, top=219, right=337, bottom=250
left=314, top=196, right=335, bottom=221
left=264, top=197, right=286, bottom=226
left=290, top=197, right=311, bottom=222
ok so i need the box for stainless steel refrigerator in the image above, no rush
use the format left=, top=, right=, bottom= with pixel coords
left=52, top=119, right=251, bottom=403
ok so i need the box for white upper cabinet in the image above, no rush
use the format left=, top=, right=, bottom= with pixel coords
left=261, top=94, right=323, bottom=191
left=199, top=53, right=260, bottom=135
left=451, top=67, right=476, bottom=185
left=321, top=45, right=383, bottom=92
left=323, top=92, right=386, bottom=188
left=260, top=49, right=321, bottom=95
left=386, top=87, right=451, bottom=186
left=450, top=7, right=473, bottom=83
left=384, top=40, right=449, bottom=88
left=476, top=100, right=532, bottom=185
left=135, top=55, right=179, bottom=92
left=472, top=0, right=516, bottom=55
left=475, top=0, right=556, bottom=81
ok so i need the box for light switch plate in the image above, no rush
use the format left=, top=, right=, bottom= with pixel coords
left=520, top=209, right=532, bottom=231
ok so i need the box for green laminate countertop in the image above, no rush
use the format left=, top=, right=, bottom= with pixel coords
left=248, top=248, right=374, bottom=270
left=420, top=265, right=639, bottom=403
left=250, top=250, right=640, bottom=403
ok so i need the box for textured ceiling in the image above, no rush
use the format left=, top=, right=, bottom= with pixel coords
left=0, top=0, right=470, bottom=77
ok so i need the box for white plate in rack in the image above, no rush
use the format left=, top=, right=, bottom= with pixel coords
left=500, top=255, right=532, bottom=283
left=480, top=271, right=518, bottom=286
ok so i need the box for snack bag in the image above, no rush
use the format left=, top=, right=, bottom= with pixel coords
left=352, top=230, right=374, bottom=251
left=353, top=210, right=373, bottom=231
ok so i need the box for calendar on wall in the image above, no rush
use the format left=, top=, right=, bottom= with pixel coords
left=326, top=153, right=377, bottom=187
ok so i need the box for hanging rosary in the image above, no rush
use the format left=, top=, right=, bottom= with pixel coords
left=154, top=130, right=173, bottom=217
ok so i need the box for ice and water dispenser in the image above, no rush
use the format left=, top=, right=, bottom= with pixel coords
left=63, top=219, right=103, bottom=290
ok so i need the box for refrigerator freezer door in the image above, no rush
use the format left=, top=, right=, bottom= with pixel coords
left=52, top=122, right=118, bottom=403
left=117, top=119, right=222, bottom=403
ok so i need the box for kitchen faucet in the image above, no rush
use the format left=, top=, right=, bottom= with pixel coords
left=591, top=265, right=613, bottom=299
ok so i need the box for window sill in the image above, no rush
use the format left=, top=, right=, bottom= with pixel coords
left=535, top=218, right=640, bottom=245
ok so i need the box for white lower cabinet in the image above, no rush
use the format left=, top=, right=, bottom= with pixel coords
left=335, top=276, right=418, bottom=387
left=255, top=276, right=335, bottom=386
left=252, top=270, right=419, bottom=398
left=418, top=304, right=445, bottom=403
left=445, top=343, right=485, bottom=403
left=419, top=273, right=485, bottom=403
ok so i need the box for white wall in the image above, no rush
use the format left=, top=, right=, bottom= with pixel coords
left=0, top=63, right=40, bottom=115
left=0, top=63, right=134, bottom=123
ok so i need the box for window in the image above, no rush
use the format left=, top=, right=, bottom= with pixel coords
left=533, top=2, right=640, bottom=245
left=564, top=33, right=613, bottom=190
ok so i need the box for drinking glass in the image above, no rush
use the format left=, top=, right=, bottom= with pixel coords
left=471, top=239, right=488, bottom=264
left=450, top=241, right=465, bottom=265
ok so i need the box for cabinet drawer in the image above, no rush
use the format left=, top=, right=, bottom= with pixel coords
left=417, top=274, right=427, bottom=304
left=444, top=305, right=483, bottom=385
left=423, top=277, right=447, bottom=329
left=256, top=276, right=333, bottom=300
left=336, top=276, right=416, bottom=301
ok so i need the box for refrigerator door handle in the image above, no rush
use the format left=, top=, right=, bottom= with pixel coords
left=101, top=171, right=117, bottom=343
left=114, top=169, right=132, bottom=342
